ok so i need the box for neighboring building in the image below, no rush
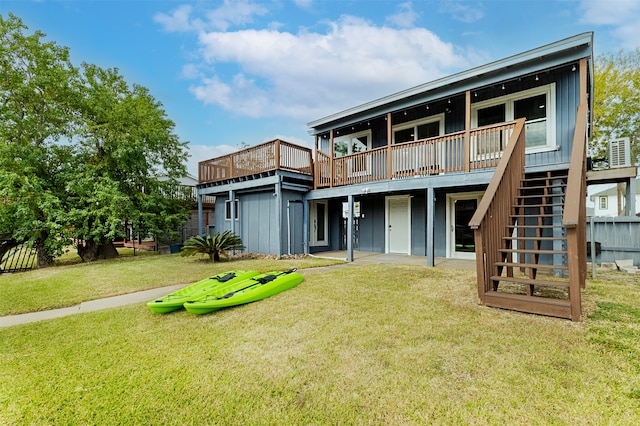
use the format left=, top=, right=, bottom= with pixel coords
left=590, top=178, right=640, bottom=217
left=197, top=33, right=612, bottom=320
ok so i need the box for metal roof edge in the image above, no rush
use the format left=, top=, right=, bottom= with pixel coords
left=307, top=32, right=594, bottom=129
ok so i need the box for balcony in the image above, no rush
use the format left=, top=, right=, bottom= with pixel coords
left=314, top=120, right=518, bottom=188
left=199, top=139, right=313, bottom=184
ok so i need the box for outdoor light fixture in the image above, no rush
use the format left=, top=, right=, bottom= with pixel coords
left=501, top=83, right=505, bottom=90
left=572, top=64, right=576, bottom=71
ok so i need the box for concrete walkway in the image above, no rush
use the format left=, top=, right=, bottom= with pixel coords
left=0, top=252, right=474, bottom=328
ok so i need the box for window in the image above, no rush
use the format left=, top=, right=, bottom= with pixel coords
left=225, top=199, right=239, bottom=220
left=599, top=196, right=608, bottom=210
left=334, top=130, right=372, bottom=176
left=391, top=115, right=445, bottom=173
left=472, top=83, right=556, bottom=153
left=334, top=130, right=371, bottom=157
left=392, top=115, right=444, bottom=144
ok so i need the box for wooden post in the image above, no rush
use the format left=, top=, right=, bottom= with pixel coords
left=464, top=90, right=471, bottom=173
left=330, top=129, right=334, bottom=188
left=275, top=139, right=281, bottom=170
left=387, top=112, right=393, bottom=179
left=314, top=135, right=319, bottom=190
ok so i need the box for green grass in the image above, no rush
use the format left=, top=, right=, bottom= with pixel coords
left=0, top=251, right=343, bottom=316
left=1, top=261, right=639, bottom=424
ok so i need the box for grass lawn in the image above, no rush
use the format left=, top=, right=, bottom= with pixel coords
left=1, top=257, right=639, bottom=424
left=0, top=250, right=343, bottom=316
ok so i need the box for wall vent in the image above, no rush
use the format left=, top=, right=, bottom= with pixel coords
left=609, top=137, right=631, bottom=168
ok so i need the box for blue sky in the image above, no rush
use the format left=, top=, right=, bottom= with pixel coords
left=2, top=0, right=640, bottom=176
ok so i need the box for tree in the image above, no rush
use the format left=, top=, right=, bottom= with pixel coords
left=1, top=14, right=190, bottom=265
left=0, top=13, right=79, bottom=266
left=591, top=49, right=640, bottom=164
left=67, top=64, right=189, bottom=262
left=180, top=232, right=245, bottom=262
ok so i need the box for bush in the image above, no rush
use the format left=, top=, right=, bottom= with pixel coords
left=180, top=231, right=245, bottom=262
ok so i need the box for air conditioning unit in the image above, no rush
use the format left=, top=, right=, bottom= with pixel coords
left=609, top=137, right=631, bottom=168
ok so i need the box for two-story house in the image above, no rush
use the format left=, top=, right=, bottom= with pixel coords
left=197, top=33, right=595, bottom=320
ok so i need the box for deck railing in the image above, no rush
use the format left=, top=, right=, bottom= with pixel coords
left=199, top=139, right=313, bottom=184
left=468, top=118, right=526, bottom=302
left=314, top=120, right=517, bottom=188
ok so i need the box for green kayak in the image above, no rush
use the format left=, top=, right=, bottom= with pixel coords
left=147, top=270, right=259, bottom=314
left=184, top=268, right=303, bottom=315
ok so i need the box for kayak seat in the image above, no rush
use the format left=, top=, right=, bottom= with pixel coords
left=256, top=275, right=277, bottom=284
left=215, top=273, right=236, bottom=282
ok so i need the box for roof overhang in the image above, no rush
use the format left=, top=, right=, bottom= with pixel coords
left=307, top=32, right=594, bottom=135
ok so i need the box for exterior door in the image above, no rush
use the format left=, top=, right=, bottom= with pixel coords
left=310, top=201, right=328, bottom=247
left=386, top=196, right=411, bottom=254
left=447, top=192, right=483, bottom=259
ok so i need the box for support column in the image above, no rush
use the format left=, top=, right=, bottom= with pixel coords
left=275, top=176, right=283, bottom=259
left=303, top=197, right=309, bottom=255
left=426, top=187, right=435, bottom=267
left=197, top=193, right=204, bottom=235
left=229, top=190, right=235, bottom=235
left=626, top=178, right=636, bottom=216
left=347, top=195, right=354, bottom=262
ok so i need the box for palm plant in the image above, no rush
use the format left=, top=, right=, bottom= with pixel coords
left=180, top=231, right=245, bottom=262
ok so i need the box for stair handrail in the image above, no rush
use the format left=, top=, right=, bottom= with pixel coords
left=562, top=103, right=588, bottom=228
left=469, top=118, right=526, bottom=229
left=563, top=103, right=588, bottom=321
left=468, top=118, right=526, bottom=300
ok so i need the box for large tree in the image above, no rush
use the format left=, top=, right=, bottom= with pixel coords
left=1, top=14, right=190, bottom=264
left=0, top=13, right=78, bottom=266
left=591, top=49, right=640, bottom=164
left=69, top=64, right=189, bottom=262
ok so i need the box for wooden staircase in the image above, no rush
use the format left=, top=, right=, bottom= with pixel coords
left=483, top=170, right=576, bottom=319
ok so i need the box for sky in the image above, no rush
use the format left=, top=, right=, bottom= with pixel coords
left=2, top=0, right=640, bottom=177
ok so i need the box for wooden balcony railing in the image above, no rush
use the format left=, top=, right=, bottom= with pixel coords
left=314, top=120, right=518, bottom=188
left=199, top=139, right=313, bottom=184
left=468, top=118, right=526, bottom=302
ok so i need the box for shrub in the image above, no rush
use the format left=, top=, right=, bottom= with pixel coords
left=180, top=231, right=245, bottom=262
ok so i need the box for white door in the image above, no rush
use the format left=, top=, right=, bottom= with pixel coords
left=386, top=196, right=411, bottom=254
left=446, top=192, right=483, bottom=259
left=310, top=201, right=328, bottom=246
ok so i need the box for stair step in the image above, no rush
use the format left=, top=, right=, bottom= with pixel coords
left=513, top=203, right=564, bottom=208
left=490, top=275, right=570, bottom=287
left=522, top=174, right=568, bottom=182
left=519, top=184, right=566, bottom=191
left=516, top=194, right=565, bottom=199
left=509, top=213, right=563, bottom=218
left=502, top=236, right=567, bottom=241
left=499, top=248, right=566, bottom=255
left=484, top=291, right=571, bottom=319
left=495, top=261, right=569, bottom=270
left=506, top=225, right=564, bottom=230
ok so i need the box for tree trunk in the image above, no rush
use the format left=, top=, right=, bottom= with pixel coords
left=36, top=238, right=54, bottom=268
left=77, top=240, right=119, bottom=262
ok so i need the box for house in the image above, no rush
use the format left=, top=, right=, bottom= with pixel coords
left=590, top=178, right=640, bottom=217
left=197, top=33, right=604, bottom=320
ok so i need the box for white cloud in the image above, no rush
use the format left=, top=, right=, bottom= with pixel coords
left=386, top=2, right=419, bottom=28
left=293, top=0, right=313, bottom=9
left=579, top=0, right=640, bottom=50
left=184, top=14, right=471, bottom=120
left=155, top=0, right=268, bottom=33
left=439, top=1, right=484, bottom=23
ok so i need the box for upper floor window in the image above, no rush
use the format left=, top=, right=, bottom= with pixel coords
left=472, top=83, right=556, bottom=152
left=392, top=114, right=444, bottom=144
left=333, top=130, right=371, bottom=157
